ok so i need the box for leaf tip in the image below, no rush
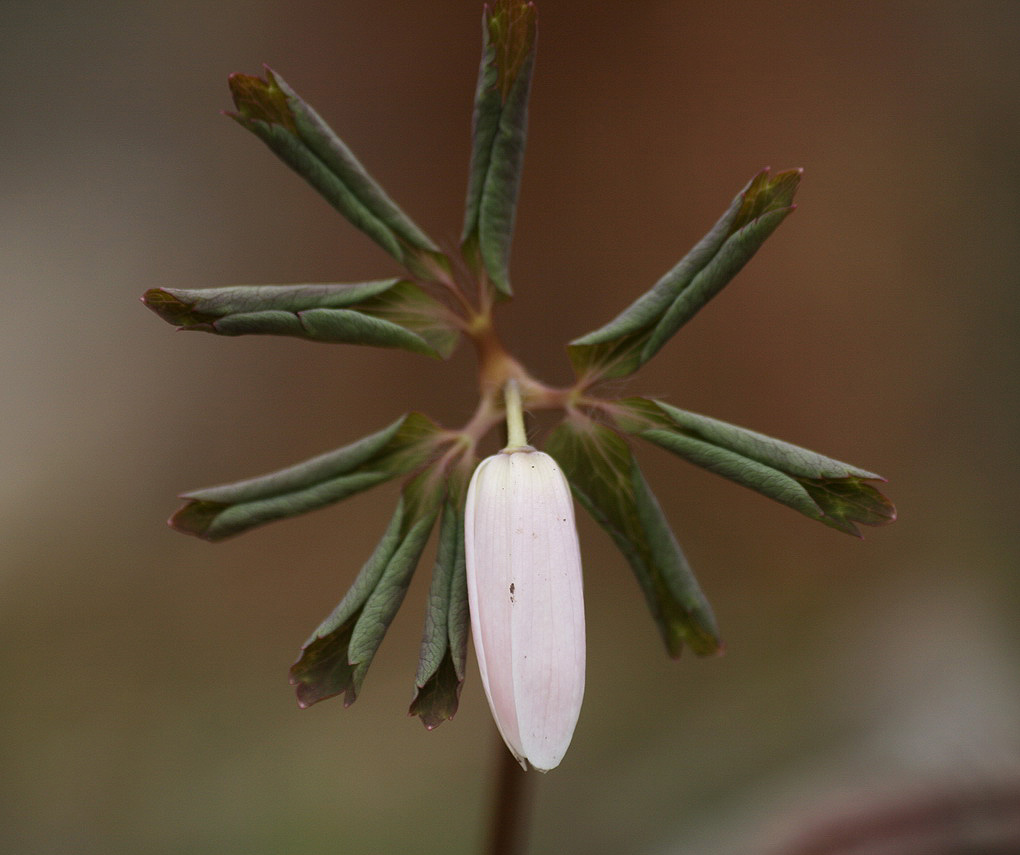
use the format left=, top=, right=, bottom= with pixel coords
left=291, top=682, right=322, bottom=710
left=800, top=475, right=896, bottom=536
left=167, top=499, right=225, bottom=541
left=288, top=663, right=336, bottom=710
left=143, top=288, right=218, bottom=330
left=227, top=69, right=297, bottom=133
left=485, top=0, right=538, bottom=101
left=409, top=701, right=454, bottom=731
left=408, top=653, right=463, bottom=728
left=686, top=623, right=724, bottom=658
left=142, top=287, right=189, bottom=323
left=732, top=166, right=803, bottom=233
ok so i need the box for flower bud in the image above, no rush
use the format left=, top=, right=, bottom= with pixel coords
left=465, top=447, right=585, bottom=771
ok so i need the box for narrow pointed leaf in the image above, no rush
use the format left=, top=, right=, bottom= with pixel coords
left=460, top=0, right=537, bottom=298
left=227, top=69, right=447, bottom=276
left=289, top=470, right=444, bottom=708
left=616, top=398, right=896, bottom=536
left=170, top=412, right=441, bottom=541
left=270, top=72, right=441, bottom=257
left=409, top=491, right=469, bottom=729
left=546, top=419, right=720, bottom=658
left=143, top=279, right=459, bottom=358
left=569, top=168, right=801, bottom=380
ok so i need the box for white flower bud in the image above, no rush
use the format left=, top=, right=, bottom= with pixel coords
left=465, top=447, right=585, bottom=772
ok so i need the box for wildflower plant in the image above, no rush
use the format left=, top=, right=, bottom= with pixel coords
left=143, top=0, right=895, bottom=777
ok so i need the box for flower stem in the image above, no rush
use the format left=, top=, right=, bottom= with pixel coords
left=503, top=379, right=528, bottom=449
left=485, top=732, right=534, bottom=855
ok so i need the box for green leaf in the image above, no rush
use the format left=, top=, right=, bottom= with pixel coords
left=460, top=0, right=537, bottom=298
left=409, top=492, right=469, bottom=729
left=546, top=419, right=720, bottom=658
left=616, top=398, right=896, bottom=536
left=227, top=69, right=447, bottom=277
left=142, top=279, right=459, bottom=358
left=170, top=412, right=441, bottom=541
left=568, top=168, right=802, bottom=381
left=354, top=280, right=461, bottom=359
left=289, top=470, right=445, bottom=708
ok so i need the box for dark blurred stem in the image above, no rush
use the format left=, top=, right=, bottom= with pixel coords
left=485, top=734, right=534, bottom=855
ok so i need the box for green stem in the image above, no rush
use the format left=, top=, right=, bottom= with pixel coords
left=503, top=379, right=528, bottom=449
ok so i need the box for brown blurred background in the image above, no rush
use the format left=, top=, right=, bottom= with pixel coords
left=2, top=1, right=1018, bottom=853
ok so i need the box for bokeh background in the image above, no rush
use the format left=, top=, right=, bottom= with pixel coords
left=3, top=1, right=1019, bottom=853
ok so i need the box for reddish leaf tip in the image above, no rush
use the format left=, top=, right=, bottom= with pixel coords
left=731, top=167, right=802, bottom=234
left=289, top=674, right=322, bottom=710
left=486, top=0, right=538, bottom=101
left=409, top=703, right=453, bottom=731
left=167, top=499, right=226, bottom=540
left=227, top=70, right=297, bottom=132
